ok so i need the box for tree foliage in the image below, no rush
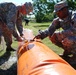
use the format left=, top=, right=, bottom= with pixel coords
left=32, top=0, right=55, bottom=22
left=32, top=0, right=76, bottom=23
left=67, top=0, right=76, bottom=10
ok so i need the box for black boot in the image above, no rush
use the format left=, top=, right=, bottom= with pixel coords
left=6, top=46, right=16, bottom=51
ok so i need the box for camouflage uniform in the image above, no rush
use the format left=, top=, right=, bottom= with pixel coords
left=16, top=6, right=23, bottom=36
left=37, top=1, right=76, bottom=56
left=0, top=2, right=23, bottom=47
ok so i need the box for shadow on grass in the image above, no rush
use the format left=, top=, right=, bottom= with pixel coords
left=0, top=51, right=17, bottom=75
left=34, top=24, right=49, bottom=28
left=0, top=62, right=17, bottom=75
left=0, top=51, right=11, bottom=65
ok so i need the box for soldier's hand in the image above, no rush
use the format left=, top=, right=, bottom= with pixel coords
left=34, top=34, right=41, bottom=40
left=21, top=34, right=26, bottom=40
left=34, top=30, right=46, bottom=40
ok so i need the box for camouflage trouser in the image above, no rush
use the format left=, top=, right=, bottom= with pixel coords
left=0, top=21, right=12, bottom=47
left=49, top=30, right=76, bottom=56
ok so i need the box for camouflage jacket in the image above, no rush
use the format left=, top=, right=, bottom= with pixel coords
left=0, top=2, right=23, bottom=36
left=40, top=11, right=76, bottom=39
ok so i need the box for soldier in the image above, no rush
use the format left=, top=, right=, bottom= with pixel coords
left=24, top=18, right=29, bottom=26
left=34, top=1, right=76, bottom=59
left=0, top=2, right=33, bottom=51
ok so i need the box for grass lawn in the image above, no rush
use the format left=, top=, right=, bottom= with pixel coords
left=0, top=21, right=64, bottom=56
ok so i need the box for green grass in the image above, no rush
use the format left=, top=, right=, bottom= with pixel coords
left=0, top=22, right=64, bottom=56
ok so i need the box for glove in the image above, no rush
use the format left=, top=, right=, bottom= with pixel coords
left=34, top=33, right=41, bottom=39
left=34, top=30, right=45, bottom=40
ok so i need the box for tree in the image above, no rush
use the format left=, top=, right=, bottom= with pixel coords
left=67, top=0, right=76, bottom=11
left=32, top=0, right=55, bottom=22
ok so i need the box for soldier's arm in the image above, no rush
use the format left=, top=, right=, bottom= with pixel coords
left=70, top=13, right=76, bottom=34
left=36, top=18, right=60, bottom=39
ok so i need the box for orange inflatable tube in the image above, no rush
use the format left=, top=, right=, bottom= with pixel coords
left=17, top=29, right=76, bottom=75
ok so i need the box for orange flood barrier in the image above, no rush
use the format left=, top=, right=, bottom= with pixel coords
left=17, top=29, right=76, bottom=75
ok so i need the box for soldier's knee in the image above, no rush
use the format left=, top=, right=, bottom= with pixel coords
left=62, top=38, right=73, bottom=47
